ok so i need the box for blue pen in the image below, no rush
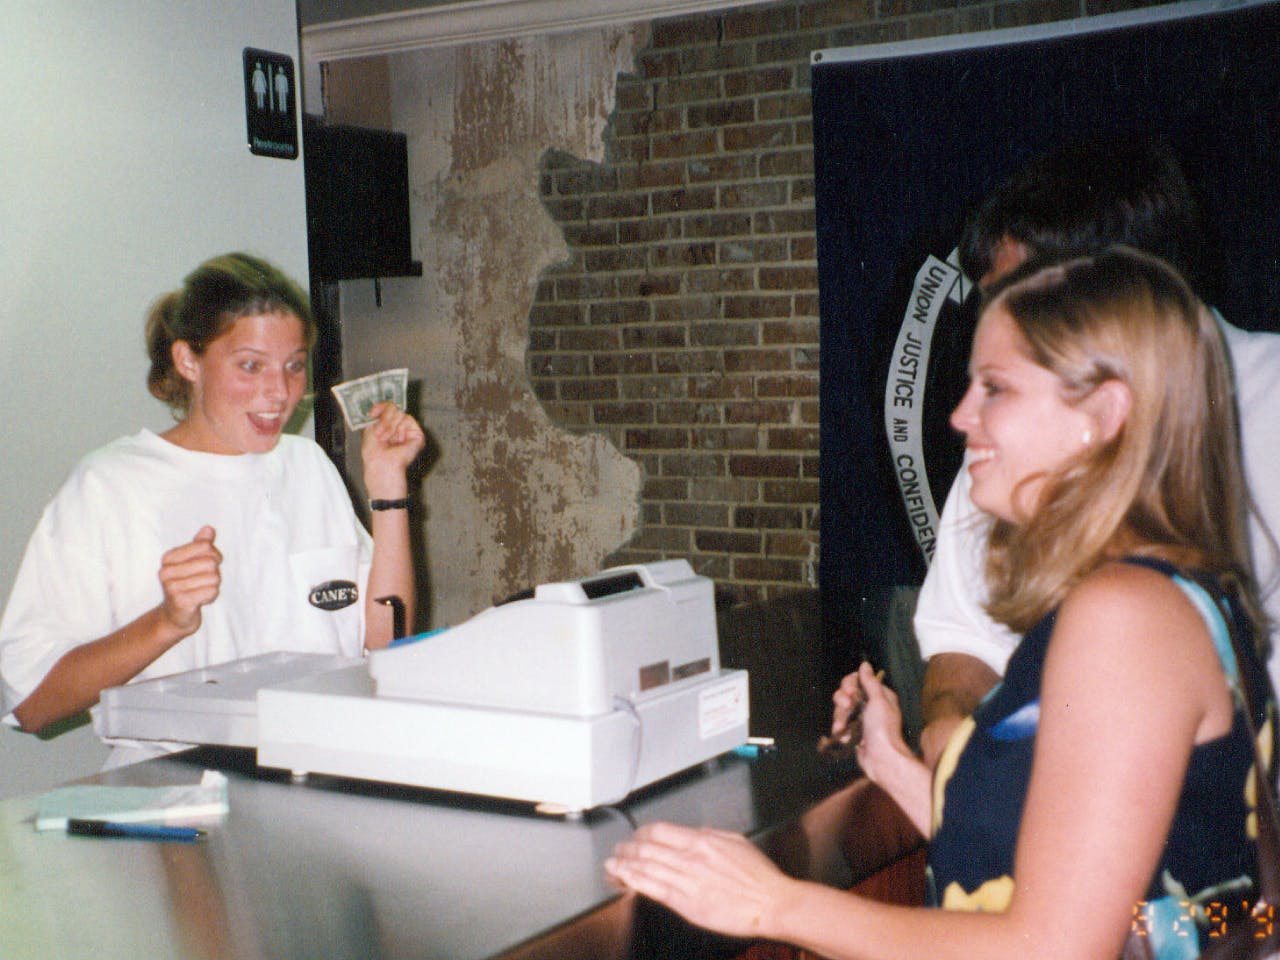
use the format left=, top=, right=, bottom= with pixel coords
left=66, top=818, right=205, bottom=842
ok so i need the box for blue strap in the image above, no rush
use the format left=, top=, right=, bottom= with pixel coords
left=1170, top=573, right=1240, bottom=688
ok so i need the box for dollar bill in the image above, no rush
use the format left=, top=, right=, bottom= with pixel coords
left=330, top=368, right=408, bottom=430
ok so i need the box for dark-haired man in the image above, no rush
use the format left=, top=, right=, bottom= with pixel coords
left=901, top=140, right=1280, bottom=767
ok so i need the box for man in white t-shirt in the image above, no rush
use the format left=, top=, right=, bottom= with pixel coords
left=907, top=140, right=1280, bottom=767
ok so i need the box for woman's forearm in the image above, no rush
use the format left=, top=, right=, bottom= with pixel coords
left=13, top=606, right=190, bottom=732
left=364, top=505, right=416, bottom=650
left=864, top=747, right=932, bottom=836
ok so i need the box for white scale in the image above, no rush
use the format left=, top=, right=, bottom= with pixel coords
left=98, top=560, right=749, bottom=813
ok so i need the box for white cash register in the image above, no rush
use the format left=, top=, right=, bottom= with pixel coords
left=98, top=560, right=749, bottom=813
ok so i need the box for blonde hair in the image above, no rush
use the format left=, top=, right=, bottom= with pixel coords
left=982, top=247, right=1265, bottom=646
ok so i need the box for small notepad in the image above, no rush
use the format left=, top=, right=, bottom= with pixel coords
left=33, top=770, right=229, bottom=831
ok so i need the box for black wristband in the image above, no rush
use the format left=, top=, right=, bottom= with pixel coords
left=370, top=497, right=412, bottom=511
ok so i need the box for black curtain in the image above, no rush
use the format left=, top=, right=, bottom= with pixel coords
left=813, top=2, right=1280, bottom=680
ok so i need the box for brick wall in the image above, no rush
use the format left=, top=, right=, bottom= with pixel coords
left=528, top=0, right=1165, bottom=606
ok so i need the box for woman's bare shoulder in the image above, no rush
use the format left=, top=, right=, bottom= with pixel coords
left=1053, top=559, right=1222, bottom=704
left=1061, top=560, right=1199, bottom=629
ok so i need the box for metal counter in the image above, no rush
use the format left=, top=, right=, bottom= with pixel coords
left=0, top=743, right=876, bottom=960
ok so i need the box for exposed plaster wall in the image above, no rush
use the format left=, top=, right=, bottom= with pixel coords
left=339, top=28, right=647, bottom=626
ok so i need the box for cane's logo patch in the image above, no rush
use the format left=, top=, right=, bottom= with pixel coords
left=309, top=580, right=359, bottom=611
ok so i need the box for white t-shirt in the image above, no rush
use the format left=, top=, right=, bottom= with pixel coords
left=916, top=319, right=1280, bottom=699
left=0, top=431, right=373, bottom=753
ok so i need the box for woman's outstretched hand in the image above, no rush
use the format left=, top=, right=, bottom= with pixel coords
left=604, top=821, right=800, bottom=940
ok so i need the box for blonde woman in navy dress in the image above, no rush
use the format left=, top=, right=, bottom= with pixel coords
left=606, top=248, right=1274, bottom=960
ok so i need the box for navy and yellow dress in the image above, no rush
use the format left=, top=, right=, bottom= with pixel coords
left=927, top=558, right=1274, bottom=959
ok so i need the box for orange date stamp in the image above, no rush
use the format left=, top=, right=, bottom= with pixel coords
left=1130, top=899, right=1274, bottom=940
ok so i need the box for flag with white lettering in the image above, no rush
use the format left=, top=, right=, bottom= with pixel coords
left=813, top=2, right=1280, bottom=668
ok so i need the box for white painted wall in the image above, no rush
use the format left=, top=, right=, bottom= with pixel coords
left=0, top=1, right=308, bottom=797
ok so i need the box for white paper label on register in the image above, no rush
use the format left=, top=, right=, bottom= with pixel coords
left=698, top=676, right=748, bottom=739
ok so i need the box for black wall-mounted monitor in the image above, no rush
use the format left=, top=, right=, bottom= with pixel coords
left=303, top=116, right=422, bottom=282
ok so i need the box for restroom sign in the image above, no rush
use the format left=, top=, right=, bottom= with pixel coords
left=243, top=48, right=297, bottom=159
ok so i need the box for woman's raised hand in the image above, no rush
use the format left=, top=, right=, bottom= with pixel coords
left=157, top=525, right=222, bottom=635
left=361, top=401, right=426, bottom=497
